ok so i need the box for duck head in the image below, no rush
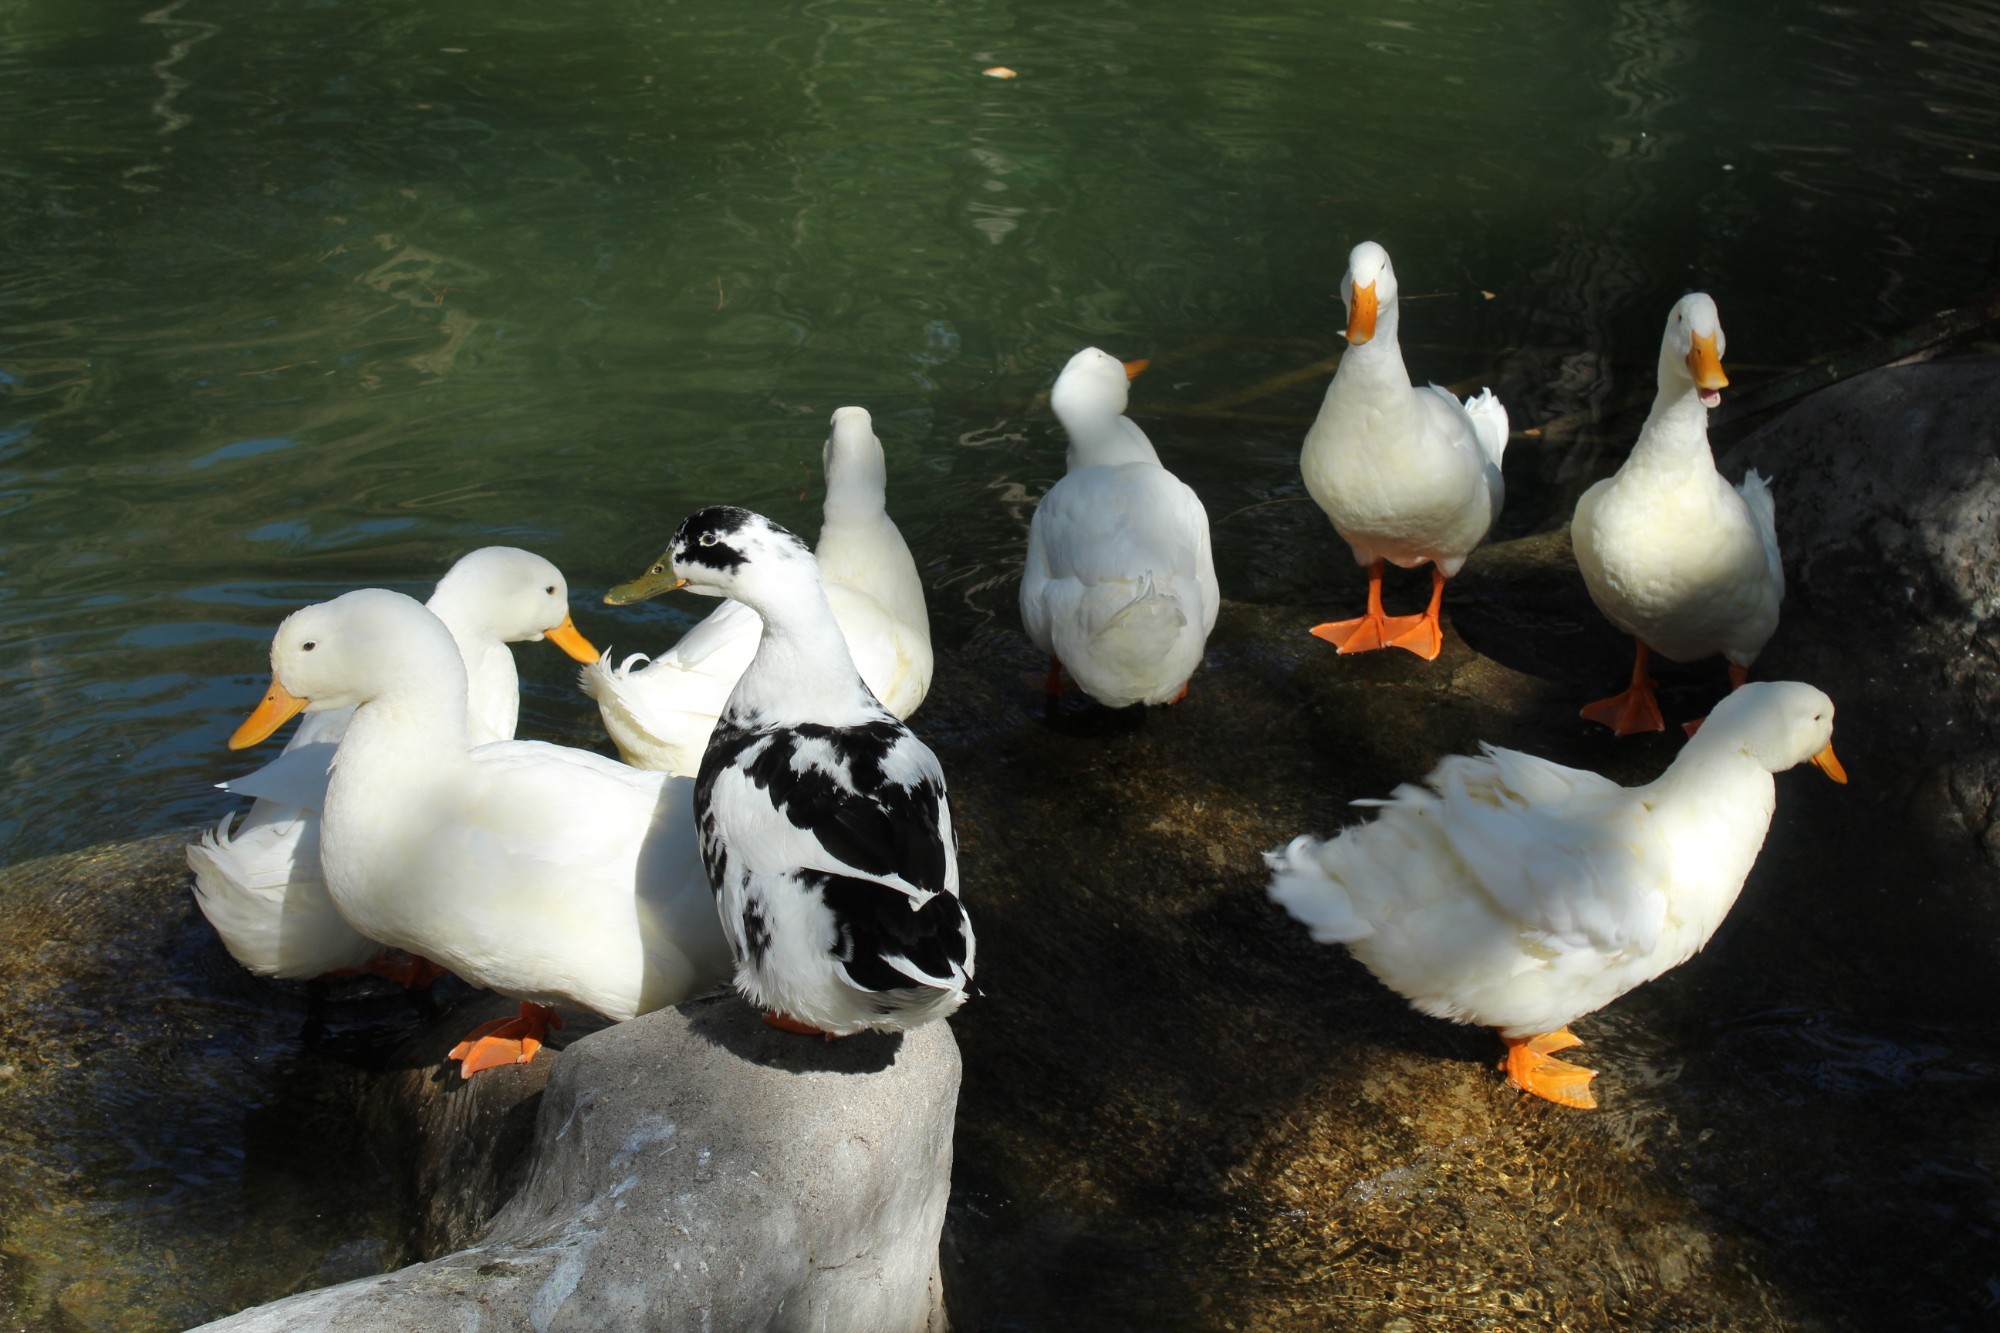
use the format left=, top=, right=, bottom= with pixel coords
left=822, top=406, right=889, bottom=512
left=605, top=505, right=818, bottom=607
left=1341, top=240, right=1397, bottom=346
left=427, top=546, right=598, bottom=662
left=1697, top=680, right=1846, bottom=782
left=230, top=589, right=460, bottom=748
left=1663, top=292, right=1729, bottom=409
left=1050, top=347, right=1148, bottom=428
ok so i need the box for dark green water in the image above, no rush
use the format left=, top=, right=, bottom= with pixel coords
left=3, top=0, right=1999, bottom=1326
left=6, top=0, right=1999, bottom=861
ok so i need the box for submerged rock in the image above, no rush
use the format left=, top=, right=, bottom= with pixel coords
left=197, top=996, right=958, bottom=1332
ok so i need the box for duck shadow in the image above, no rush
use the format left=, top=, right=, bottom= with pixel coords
left=681, top=990, right=905, bottom=1075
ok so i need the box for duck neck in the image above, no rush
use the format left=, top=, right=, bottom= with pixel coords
left=325, top=670, right=471, bottom=799
left=1057, top=407, right=1160, bottom=471
left=728, top=576, right=876, bottom=723
left=1330, top=301, right=1412, bottom=403
left=1629, top=355, right=1715, bottom=474
left=420, top=589, right=518, bottom=744
left=815, top=485, right=891, bottom=582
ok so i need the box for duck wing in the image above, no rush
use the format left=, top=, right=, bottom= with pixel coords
left=1430, top=744, right=1669, bottom=956
left=699, top=718, right=954, bottom=903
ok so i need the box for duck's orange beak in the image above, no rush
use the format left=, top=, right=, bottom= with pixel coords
left=1686, top=330, right=1728, bottom=390
left=1346, top=281, right=1378, bottom=345
left=541, top=611, right=599, bottom=664
left=229, top=675, right=308, bottom=750
left=1811, top=743, right=1847, bottom=784
left=1121, top=358, right=1150, bottom=380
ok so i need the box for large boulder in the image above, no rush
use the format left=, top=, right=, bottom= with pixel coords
left=1720, top=355, right=2000, bottom=873
left=197, top=995, right=959, bottom=1332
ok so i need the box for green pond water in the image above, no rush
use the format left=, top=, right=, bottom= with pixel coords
left=3, top=0, right=1999, bottom=1326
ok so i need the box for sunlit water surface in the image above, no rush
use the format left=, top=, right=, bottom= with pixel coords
left=3, top=0, right=1999, bottom=1326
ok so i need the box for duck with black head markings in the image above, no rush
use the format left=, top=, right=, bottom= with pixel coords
left=606, top=505, right=975, bottom=1037
left=581, top=407, right=933, bottom=776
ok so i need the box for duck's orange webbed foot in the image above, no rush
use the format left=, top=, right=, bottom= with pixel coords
left=1312, top=609, right=1427, bottom=654
left=1311, top=559, right=1429, bottom=655
left=1583, top=683, right=1666, bottom=736
left=1380, top=566, right=1446, bottom=661
left=1582, top=641, right=1666, bottom=736
left=1500, top=1028, right=1599, bottom=1109
left=448, top=1001, right=563, bottom=1078
left=762, top=1010, right=840, bottom=1041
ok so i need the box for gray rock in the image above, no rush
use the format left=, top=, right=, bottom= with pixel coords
left=1719, top=353, right=2000, bottom=635
left=1720, top=355, right=2000, bottom=874
left=197, top=995, right=959, bottom=1332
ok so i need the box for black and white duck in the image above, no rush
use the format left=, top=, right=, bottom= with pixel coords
left=607, top=505, right=975, bottom=1036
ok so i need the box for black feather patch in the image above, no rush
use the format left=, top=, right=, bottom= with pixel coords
left=802, top=870, right=968, bottom=994
left=740, top=898, right=771, bottom=966
left=669, top=505, right=809, bottom=577
left=697, top=719, right=950, bottom=895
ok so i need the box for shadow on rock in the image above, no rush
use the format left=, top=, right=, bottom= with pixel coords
left=682, top=989, right=907, bottom=1074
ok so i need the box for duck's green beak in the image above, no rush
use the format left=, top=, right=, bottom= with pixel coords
left=604, top=558, right=688, bottom=606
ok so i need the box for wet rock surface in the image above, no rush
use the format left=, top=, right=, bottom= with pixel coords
left=4, top=361, right=1999, bottom=1330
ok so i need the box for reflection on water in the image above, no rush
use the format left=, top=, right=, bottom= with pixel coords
left=2, top=0, right=1999, bottom=1327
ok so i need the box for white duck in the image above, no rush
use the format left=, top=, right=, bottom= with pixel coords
left=608, top=506, right=975, bottom=1037
left=582, top=406, right=932, bottom=774
left=187, top=547, right=600, bottom=980
left=1019, top=347, right=1219, bottom=708
left=1300, top=240, right=1509, bottom=660
left=1266, top=680, right=1846, bottom=1108
left=1572, top=293, right=1783, bottom=736
left=226, top=588, right=732, bottom=1076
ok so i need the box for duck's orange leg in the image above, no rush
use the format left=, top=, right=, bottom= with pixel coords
left=325, top=952, right=448, bottom=989
left=448, top=1001, right=563, bottom=1078
left=1683, top=661, right=1754, bottom=737
left=1581, top=640, right=1666, bottom=736
left=1500, top=1028, right=1598, bottom=1109
left=368, top=952, right=449, bottom=989
left=1311, top=560, right=1429, bottom=655
left=1021, top=656, right=1068, bottom=697
left=762, top=1010, right=841, bottom=1041
left=1382, top=565, right=1446, bottom=661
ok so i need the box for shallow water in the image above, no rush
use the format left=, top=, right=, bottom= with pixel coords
left=3, top=0, right=2000, bottom=1327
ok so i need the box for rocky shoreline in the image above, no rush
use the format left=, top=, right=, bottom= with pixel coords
left=3, top=358, right=1997, bottom=1330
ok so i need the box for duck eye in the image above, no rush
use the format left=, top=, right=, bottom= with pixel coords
left=699, top=532, right=720, bottom=547
left=544, top=585, right=556, bottom=596
left=301, top=641, right=317, bottom=652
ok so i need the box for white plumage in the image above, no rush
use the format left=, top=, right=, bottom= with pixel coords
left=187, top=547, right=599, bottom=979
left=1267, top=681, right=1846, bottom=1108
left=1299, top=240, right=1508, bottom=660
left=613, top=505, right=974, bottom=1037
left=226, top=588, right=732, bottom=1074
left=1019, top=347, right=1219, bottom=707
left=581, top=406, right=932, bottom=774
left=1572, top=292, right=1784, bottom=734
